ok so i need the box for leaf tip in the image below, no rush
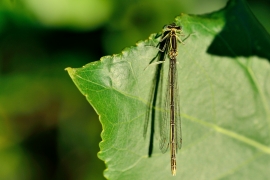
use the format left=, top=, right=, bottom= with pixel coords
left=65, top=67, right=77, bottom=79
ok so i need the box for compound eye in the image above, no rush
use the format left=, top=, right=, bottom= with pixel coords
left=176, top=26, right=182, bottom=30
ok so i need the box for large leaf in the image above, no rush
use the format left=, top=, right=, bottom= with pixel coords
left=66, top=0, right=270, bottom=179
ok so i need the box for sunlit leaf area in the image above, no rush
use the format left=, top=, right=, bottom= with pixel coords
left=0, top=0, right=270, bottom=180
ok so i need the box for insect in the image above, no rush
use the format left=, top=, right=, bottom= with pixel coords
left=144, top=23, right=188, bottom=176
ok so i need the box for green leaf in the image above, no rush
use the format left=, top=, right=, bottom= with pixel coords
left=66, top=0, right=270, bottom=179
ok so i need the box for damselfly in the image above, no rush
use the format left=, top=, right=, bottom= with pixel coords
left=144, top=23, right=188, bottom=176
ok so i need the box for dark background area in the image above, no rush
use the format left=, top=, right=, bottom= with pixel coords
left=0, top=0, right=269, bottom=179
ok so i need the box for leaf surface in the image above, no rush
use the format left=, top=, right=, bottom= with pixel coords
left=66, top=0, right=270, bottom=179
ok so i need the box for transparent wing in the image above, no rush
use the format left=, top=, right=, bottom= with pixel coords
left=174, top=60, right=182, bottom=150
left=143, top=54, right=162, bottom=138
left=143, top=77, right=156, bottom=138
left=159, top=57, right=182, bottom=153
left=159, top=58, right=171, bottom=153
left=143, top=41, right=168, bottom=138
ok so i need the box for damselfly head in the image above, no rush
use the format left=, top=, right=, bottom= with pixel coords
left=163, top=23, right=182, bottom=31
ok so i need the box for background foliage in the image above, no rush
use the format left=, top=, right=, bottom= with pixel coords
left=0, top=0, right=270, bottom=179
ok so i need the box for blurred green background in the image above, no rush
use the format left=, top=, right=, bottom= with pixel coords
left=0, top=0, right=269, bottom=179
